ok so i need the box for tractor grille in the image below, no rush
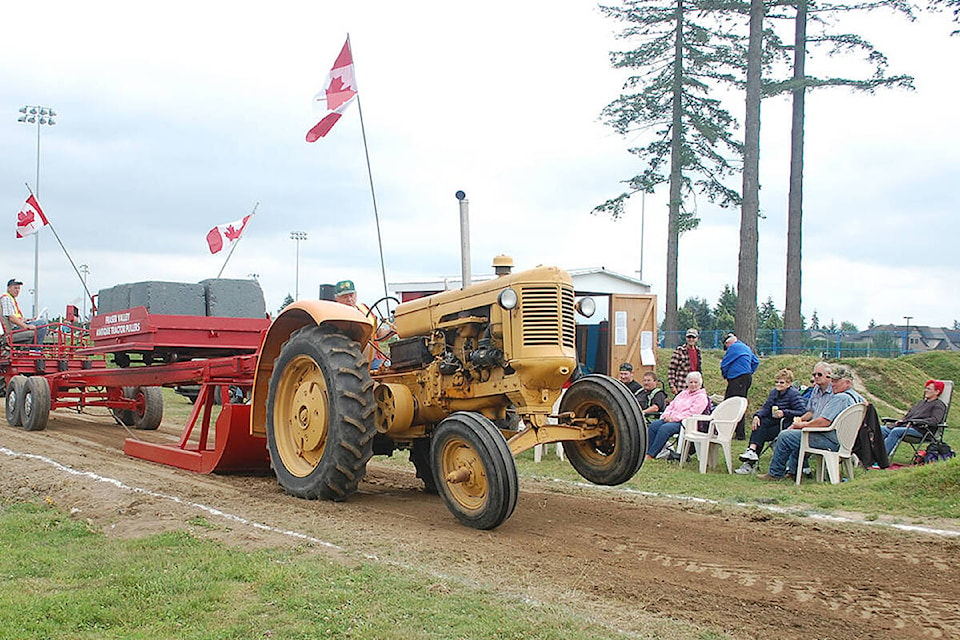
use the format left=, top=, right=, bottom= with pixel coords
left=520, top=284, right=575, bottom=348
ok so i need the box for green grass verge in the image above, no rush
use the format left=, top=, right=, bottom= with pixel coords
left=0, top=502, right=631, bottom=640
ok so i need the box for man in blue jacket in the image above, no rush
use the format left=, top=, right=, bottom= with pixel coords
left=720, top=332, right=760, bottom=439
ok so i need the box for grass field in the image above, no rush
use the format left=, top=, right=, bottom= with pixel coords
left=2, top=351, right=957, bottom=638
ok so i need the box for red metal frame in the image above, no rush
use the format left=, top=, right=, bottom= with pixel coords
left=2, top=308, right=272, bottom=474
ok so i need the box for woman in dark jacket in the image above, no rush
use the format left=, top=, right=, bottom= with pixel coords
left=735, top=368, right=807, bottom=474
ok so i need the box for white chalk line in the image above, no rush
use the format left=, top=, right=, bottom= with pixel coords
left=531, top=475, right=960, bottom=538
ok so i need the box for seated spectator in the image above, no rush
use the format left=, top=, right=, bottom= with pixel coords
left=758, top=364, right=863, bottom=481
left=880, top=380, right=947, bottom=456
left=736, top=368, right=807, bottom=474
left=636, top=371, right=668, bottom=416
left=1, top=278, right=47, bottom=345
left=646, top=371, right=709, bottom=460
left=617, top=363, right=642, bottom=395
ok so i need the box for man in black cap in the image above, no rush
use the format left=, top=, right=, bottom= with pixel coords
left=0, top=278, right=48, bottom=344
left=720, top=332, right=759, bottom=439
left=618, top=362, right=642, bottom=395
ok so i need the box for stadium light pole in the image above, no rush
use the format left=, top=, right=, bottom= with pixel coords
left=17, top=105, right=56, bottom=317
left=290, top=231, right=308, bottom=299
left=79, top=264, right=90, bottom=319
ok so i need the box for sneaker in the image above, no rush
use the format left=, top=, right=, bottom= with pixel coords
left=735, top=461, right=756, bottom=475
left=655, top=444, right=674, bottom=460
left=802, top=467, right=812, bottom=477
left=739, top=448, right=759, bottom=463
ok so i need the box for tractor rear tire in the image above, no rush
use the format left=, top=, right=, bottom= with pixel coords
left=5, top=375, right=27, bottom=427
left=22, top=376, right=51, bottom=432
left=431, top=412, right=519, bottom=530
left=266, top=325, right=375, bottom=501
left=112, top=387, right=136, bottom=426
left=560, top=374, right=645, bottom=485
left=132, top=386, right=163, bottom=430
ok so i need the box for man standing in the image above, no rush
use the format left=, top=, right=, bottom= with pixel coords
left=0, top=278, right=47, bottom=345
left=720, top=332, right=760, bottom=440
left=759, top=364, right=863, bottom=481
left=667, top=328, right=702, bottom=396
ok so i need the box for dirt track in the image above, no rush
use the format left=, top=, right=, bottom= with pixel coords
left=3, top=409, right=960, bottom=640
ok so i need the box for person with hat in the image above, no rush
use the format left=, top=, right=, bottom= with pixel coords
left=334, top=280, right=359, bottom=308
left=720, top=332, right=760, bottom=440
left=618, top=362, right=642, bottom=395
left=0, top=278, right=47, bottom=345
left=758, top=364, right=863, bottom=481
left=667, top=328, right=702, bottom=396
left=880, top=380, right=948, bottom=456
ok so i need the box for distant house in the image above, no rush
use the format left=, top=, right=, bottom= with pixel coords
left=851, top=324, right=960, bottom=353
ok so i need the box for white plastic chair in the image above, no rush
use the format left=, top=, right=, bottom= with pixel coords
left=677, top=397, right=748, bottom=474
left=795, top=403, right=867, bottom=485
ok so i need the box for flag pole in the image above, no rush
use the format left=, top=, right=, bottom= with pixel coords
left=217, top=202, right=259, bottom=278
left=23, top=183, right=93, bottom=317
left=348, top=34, right=390, bottom=302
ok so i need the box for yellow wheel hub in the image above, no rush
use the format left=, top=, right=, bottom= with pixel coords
left=273, top=355, right=330, bottom=477
left=440, top=437, right=488, bottom=511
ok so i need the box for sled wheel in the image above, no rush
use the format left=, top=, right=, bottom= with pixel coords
left=21, top=376, right=51, bottom=432
left=560, top=374, right=645, bottom=485
left=266, top=325, right=375, bottom=501
left=111, top=387, right=136, bottom=426
left=431, top=412, right=519, bottom=530
left=132, top=386, right=163, bottom=430
left=5, top=375, right=27, bottom=427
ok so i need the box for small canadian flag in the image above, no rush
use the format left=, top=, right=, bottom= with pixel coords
left=306, top=38, right=358, bottom=142
left=206, top=214, right=251, bottom=254
left=16, top=194, right=49, bottom=238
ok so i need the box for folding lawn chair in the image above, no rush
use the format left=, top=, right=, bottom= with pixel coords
left=884, top=380, right=953, bottom=458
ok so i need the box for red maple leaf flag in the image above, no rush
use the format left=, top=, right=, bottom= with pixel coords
left=306, top=38, right=358, bottom=142
left=16, top=194, right=50, bottom=238
left=206, top=214, right=252, bottom=254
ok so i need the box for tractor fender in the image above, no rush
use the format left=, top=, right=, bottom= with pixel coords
left=250, top=301, right=374, bottom=437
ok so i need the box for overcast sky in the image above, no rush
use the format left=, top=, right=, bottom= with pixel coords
left=2, top=1, right=958, bottom=331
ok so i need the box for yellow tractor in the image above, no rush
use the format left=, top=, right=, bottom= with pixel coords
left=250, top=258, right=646, bottom=529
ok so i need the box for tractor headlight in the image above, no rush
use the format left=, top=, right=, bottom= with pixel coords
left=498, top=287, right=519, bottom=310
left=575, top=297, right=596, bottom=318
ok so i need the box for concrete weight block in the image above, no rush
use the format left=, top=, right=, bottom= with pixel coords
left=96, top=285, right=131, bottom=314
left=200, top=279, right=267, bottom=318
left=128, top=281, right=206, bottom=316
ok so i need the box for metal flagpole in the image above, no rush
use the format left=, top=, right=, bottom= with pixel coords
left=217, top=202, right=259, bottom=278
left=347, top=33, right=390, bottom=302
left=23, top=183, right=93, bottom=314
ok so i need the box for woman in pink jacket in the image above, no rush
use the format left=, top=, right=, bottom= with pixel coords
left=646, top=371, right=710, bottom=459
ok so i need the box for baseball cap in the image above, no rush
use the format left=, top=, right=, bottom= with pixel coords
left=685, top=328, right=699, bottom=338
left=7, top=278, right=23, bottom=287
left=334, top=280, right=356, bottom=296
left=831, top=364, right=855, bottom=381
left=619, top=362, right=633, bottom=371
left=722, top=332, right=736, bottom=345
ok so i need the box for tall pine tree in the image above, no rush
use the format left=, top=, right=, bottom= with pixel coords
left=597, top=0, right=745, bottom=336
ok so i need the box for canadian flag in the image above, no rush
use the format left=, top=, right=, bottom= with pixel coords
left=206, top=214, right=251, bottom=254
left=306, top=38, right=358, bottom=142
left=16, top=194, right=49, bottom=238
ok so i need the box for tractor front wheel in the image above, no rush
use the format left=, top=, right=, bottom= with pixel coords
left=560, top=374, right=645, bottom=485
left=266, top=325, right=375, bottom=501
left=431, top=412, right=519, bottom=530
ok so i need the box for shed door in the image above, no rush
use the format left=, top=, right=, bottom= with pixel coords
left=607, top=294, right=658, bottom=377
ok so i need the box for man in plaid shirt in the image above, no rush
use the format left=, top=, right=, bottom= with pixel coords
left=667, top=328, right=702, bottom=395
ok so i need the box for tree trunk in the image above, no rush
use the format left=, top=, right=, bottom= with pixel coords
left=664, top=0, right=685, bottom=339
left=735, top=0, right=764, bottom=348
left=783, top=0, right=807, bottom=352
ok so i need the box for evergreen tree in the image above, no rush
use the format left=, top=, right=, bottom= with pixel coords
left=734, top=0, right=766, bottom=348
left=279, top=294, right=294, bottom=314
left=810, top=309, right=820, bottom=330
left=868, top=318, right=876, bottom=329
left=681, top=296, right=714, bottom=330
left=772, top=0, right=913, bottom=352
left=840, top=321, right=859, bottom=333
left=598, top=0, right=745, bottom=337
left=716, top=284, right=738, bottom=320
